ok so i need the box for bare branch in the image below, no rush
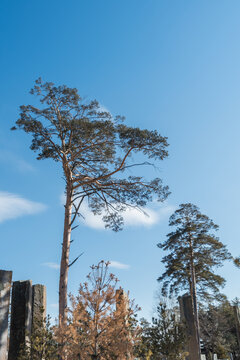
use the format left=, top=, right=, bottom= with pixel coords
left=68, top=252, right=84, bottom=268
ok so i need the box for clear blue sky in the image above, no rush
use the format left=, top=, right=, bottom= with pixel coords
left=1, top=0, right=240, bottom=320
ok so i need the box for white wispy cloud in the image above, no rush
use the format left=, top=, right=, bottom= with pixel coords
left=79, top=202, right=106, bottom=229
left=0, top=150, right=35, bottom=172
left=42, top=262, right=60, bottom=270
left=109, top=261, right=130, bottom=270
left=78, top=202, right=175, bottom=230
left=60, top=191, right=175, bottom=230
left=0, top=192, right=46, bottom=223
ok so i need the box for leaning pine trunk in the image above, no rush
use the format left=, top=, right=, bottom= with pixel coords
left=59, top=183, right=72, bottom=325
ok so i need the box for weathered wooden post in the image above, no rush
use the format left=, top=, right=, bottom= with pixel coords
left=116, top=288, right=131, bottom=360
left=32, top=284, right=46, bottom=328
left=178, top=293, right=201, bottom=360
left=8, top=280, right=32, bottom=360
left=0, top=270, right=12, bottom=360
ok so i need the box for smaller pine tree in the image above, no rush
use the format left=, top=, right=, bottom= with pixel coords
left=158, top=203, right=233, bottom=359
left=158, top=203, right=232, bottom=301
left=18, top=311, right=58, bottom=360
left=55, top=261, right=140, bottom=360
left=135, top=301, right=187, bottom=360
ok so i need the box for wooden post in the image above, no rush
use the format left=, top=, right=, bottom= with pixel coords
left=8, top=281, right=32, bottom=360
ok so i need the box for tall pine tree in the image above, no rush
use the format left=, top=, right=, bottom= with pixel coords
left=157, top=203, right=232, bottom=359
left=12, top=78, right=169, bottom=325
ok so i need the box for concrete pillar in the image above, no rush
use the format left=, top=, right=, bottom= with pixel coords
left=32, top=284, right=46, bottom=329
left=178, top=293, right=200, bottom=360
left=116, top=289, right=131, bottom=360
left=0, top=270, right=12, bottom=360
left=8, top=280, right=32, bottom=360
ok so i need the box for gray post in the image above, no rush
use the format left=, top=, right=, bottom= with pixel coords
left=8, top=280, right=32, bottom=360
left=178, top=293, right=200, bottom=360
left=0, top=270, right=12, bottom=360
left=32, top=284, right=46, bottom=328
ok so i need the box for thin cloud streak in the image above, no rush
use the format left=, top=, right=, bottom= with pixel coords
left=42, top=262, right=60, bottom=270
left=109, top=261, right=130, bottom=270
left=0, top=150, right=35, bottom=172
left=0, top=192, right=46, bottom=223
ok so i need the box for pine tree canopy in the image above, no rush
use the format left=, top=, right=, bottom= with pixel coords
left=157, top=203, right=232, bottom=300
left=12, top=78, right=170, bottom=231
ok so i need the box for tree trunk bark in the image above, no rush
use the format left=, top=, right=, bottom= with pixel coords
left=189, top=240, right=201, bottom=360
left=59, top=183, right=72, bottom=325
